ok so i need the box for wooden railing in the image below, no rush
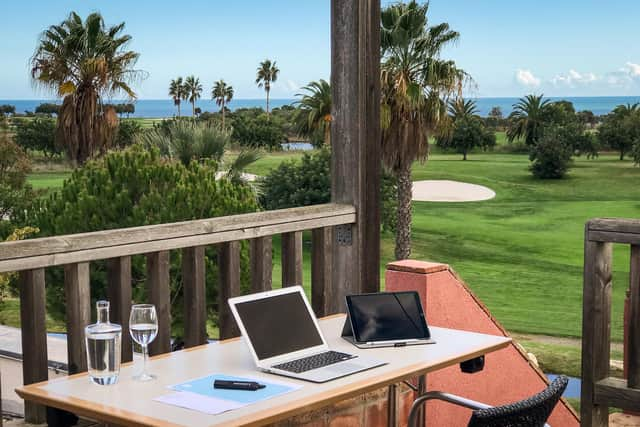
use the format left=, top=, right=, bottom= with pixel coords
left=582, top=218, right=640, bottom=426
left=0, top=203, right=356, bottom=423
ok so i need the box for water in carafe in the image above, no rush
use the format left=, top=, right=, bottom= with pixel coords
left=85, top=300, right=122, bottom=385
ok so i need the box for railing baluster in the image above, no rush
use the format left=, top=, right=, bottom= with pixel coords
left=64, top=262, right=91, bottom=374
left=147, top=251, right=171, bottom=355
left=107, top=256, right=132, bottom=362
left=581, top=237, right=612, bottom=426
left=19, top=268, right=48, bottom=424
left=312, top=228, right=333, bottom=317
left=629, top=245, right=640, bottom=388
left=219, top=242, right=241, bottom=340
left=281, top=231, right=303, bottom=287
left=250, top=237, right=272, bottom=293
left=182, top=246, right=207, bottom=348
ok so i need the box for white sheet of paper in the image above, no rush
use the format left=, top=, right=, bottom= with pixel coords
left=154, top=391, right=245, bottom=415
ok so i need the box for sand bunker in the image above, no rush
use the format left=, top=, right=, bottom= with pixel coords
left=412, top=180, right=495, bottom=202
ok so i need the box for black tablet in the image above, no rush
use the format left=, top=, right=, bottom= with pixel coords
left=345, top=291, right=432, bottom=345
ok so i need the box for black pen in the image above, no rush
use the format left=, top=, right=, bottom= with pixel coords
left=213, top=379, right=266, bottom=391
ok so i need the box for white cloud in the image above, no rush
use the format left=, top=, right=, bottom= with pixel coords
left=515, top=69, right=541, bottom=87
left=623, top=62, right=640, bottom=77
left=551, top=69, right=598, bottom=86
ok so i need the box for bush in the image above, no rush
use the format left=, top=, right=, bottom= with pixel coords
left=114, top=119, right=142, bottom=149
left=231, top=113, right=285, bottom=150
left=22, top=147, right=259, bottom=334
left=260, top=148, right=398, bottom=232
left=0, top=129, right=36, bottom=237
left=14, top=117, right=61, bottom=158
left=437, top=116, right=496, bottom=160
left=529, top=129, right=573, bottom=179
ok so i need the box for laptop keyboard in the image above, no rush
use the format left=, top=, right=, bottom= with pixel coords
left=272, top=351, right=355, bottom=373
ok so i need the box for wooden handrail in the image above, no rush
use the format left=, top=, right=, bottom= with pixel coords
left=582, top=218, right=640, bottom=426
left=4, top=203, right=356, bottom=423
left=0, top=203, right=356, bottom=272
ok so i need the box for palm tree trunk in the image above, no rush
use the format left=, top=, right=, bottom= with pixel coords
left=324, top=124, right=331, bottom=145
left=177, top=102, right=181, bottom=118
left=192, top=101, right=195, bottom=119
left=221, top=102, right=226, bottom=128
left=394, top=165, right=412, bottom=260
left=266, top=88, right=270, bottom=118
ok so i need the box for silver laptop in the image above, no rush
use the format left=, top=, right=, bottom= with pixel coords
left=228, top=286, right=385, bottom=383
left=342, top=291, right=435, bottom=348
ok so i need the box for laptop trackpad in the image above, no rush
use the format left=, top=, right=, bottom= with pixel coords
left=326, top=362, right=366, bottom=374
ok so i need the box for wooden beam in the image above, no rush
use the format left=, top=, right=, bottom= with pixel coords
left=580, top=235, right=612, bottom=427
left=250, top=237, right=272, bottom=293
left=588, top=218, right=640, bottom=235
left=19, top=269, right=48, bottom=424
left=311, top=227, right=332, bottom=317
left=629, top=245, right=640, bottom=388
left=0, top=211, right=355, bottom=274
left=64, top=262, right=91, bottom=374
left=594, top=377, right=640, bottom=412
left=182, top=246, right=207, bottom=348
left=281, top=232, right=303, bottom=287
left=219, top=242, right=241, bottom=340
left=147, top=251, right=171, bottom=356
left=0, top=204, right=355, bottom=272
left=107, top=256, right=133, bottom=362
left=330, top=0, right=381, bottom=314
left=588, top=230, right=640, bottom=245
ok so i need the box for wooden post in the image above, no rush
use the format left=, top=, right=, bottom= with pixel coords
left=219, top=242, right=241, bottom=340
left=107, top=256, right=133, bottom=362
left=19, top=269, right=48, bottom=424
left=147, top=251, right=171, bottom=356
left=281, top=232, right=303, bottom=286
left=330, top=0, right=381, bottom=314
left=581, top=233, right=612, bottom=427
left=250, top=237, right=272, bottom=293
left=64, top=262, right=91, bottom=374
left=628, top=245, right=640, bottom=388
left=182, top=246, right=207, bottom=348
left=312, top=227, right=333, bottom=317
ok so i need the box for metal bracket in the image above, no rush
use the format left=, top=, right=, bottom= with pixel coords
left=336, top=224, right=352, bottom=246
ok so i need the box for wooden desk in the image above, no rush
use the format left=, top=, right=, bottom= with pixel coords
left=17, top=315, right=511, bottom=427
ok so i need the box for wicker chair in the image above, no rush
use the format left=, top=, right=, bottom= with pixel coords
left=408, top=375, right=569, bottom=427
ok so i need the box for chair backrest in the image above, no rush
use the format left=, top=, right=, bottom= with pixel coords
left=467, top=376, right=569, bottom=427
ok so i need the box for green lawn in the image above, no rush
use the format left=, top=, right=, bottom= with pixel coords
left=21, top=149, right=639, bottom=342
left=388, top=153, right=639, bottom=340
left=27, top=171, right=72, bottom=191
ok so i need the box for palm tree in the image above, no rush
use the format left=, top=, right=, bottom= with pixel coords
left=255, top=59, right=280, bottom=117
left=169, top=77, right=186, bottom=117
left=506, top=94, right=551, bottom=146
left=294, top=79, right=332, bottom=145
left=211, top=80, right=234, bottom=128
left=184, top=75, right=202, bottom=118
left=380, top=0, right=467, bottom=260
left=31, top=12, right=144, bottom=165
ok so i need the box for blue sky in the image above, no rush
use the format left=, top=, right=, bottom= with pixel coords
left=1, top=0, right=639, bottom=99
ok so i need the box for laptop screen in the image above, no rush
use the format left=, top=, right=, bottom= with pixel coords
left=234, top=291, right=324, bottom=360
left=346, top=292, right=430, bottom=342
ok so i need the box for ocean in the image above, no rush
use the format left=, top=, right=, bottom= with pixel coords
left=3, top=96, right=640, bottom=118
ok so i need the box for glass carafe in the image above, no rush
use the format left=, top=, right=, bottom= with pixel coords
left=85, top=300, right=122, bottom=385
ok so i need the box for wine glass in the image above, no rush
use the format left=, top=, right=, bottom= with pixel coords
left=129, top=304, right=158, bottom=381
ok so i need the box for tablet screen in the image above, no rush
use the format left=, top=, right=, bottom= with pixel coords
left=346, top=292, right=430, bottom=342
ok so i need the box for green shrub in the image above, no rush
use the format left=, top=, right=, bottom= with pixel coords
left=0, top=128, right=36, bottom=238
left=22, top=146, right=259, bottom=335
left=529, top=129, right=573, bottom=179
left=14, top=117, right=61, bottom=158
left=231, top=113, right=285, bottom=150
left=114, top=119, right=142, bottom=149
left=260, top=148, right=398, bottom=232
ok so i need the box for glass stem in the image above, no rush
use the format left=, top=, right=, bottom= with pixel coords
left=142, top=344, right=149, bottom=376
